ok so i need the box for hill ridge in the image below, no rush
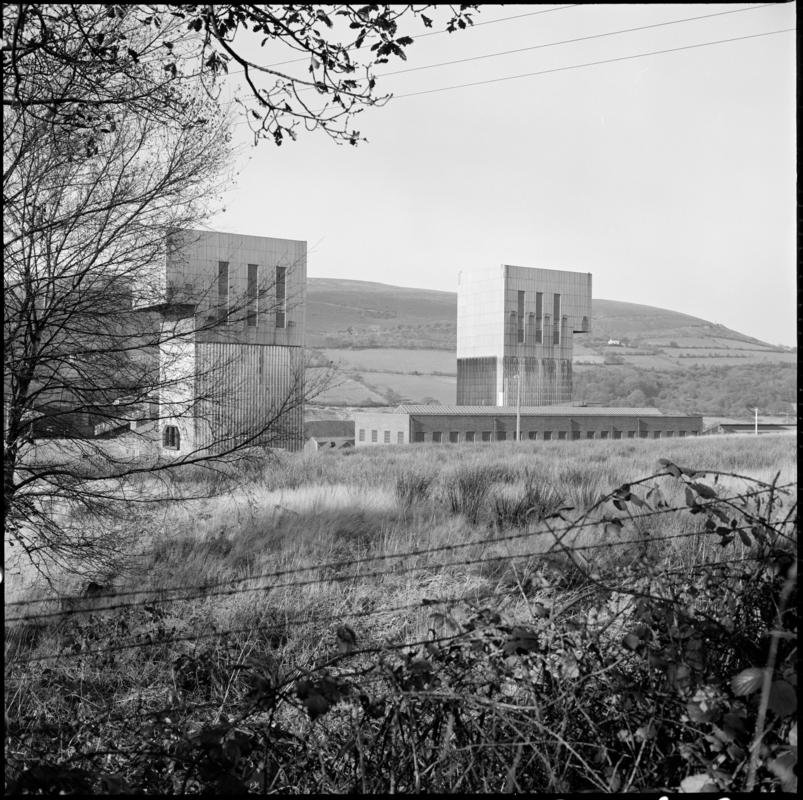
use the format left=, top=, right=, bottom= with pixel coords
left=306, top=276, right=777, bottom=350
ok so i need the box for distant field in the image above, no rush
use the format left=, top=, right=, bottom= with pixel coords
left=358, top=371, right=456, bottom=404
left=320, top=347, right=456, bottom=375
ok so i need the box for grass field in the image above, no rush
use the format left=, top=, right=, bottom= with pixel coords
left=5, top=434, right=797, bottom=793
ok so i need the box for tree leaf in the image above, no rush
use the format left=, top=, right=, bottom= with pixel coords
left=690, top=482, right=717, bottom=499
left=730, top=667, right=764, bottom=696
left=768, top=751, right=797, bottom=792
left=504, top=627, right=539, bottom=655
left=768, top=680, right=797, bottom=717
left=658, top=458, right=682, bottom=478
left=679, top=773, right=718, bottom=793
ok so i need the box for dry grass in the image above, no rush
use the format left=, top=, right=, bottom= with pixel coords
left=4, top=433, right=797, bottom=793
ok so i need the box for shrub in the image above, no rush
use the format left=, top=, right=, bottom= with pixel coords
left=442, top=465, right=493, bottom=524
left=491, top=473, right=565, bottom=529
left=395, top=470, right=433, bottom=513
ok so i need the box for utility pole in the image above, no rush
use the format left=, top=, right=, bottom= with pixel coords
left=754, top=407, right=759, bottom=436
left=516, top=358, right=521, bottom=442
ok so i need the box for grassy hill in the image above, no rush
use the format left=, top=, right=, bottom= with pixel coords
left=306, top=278, right=796, bottom=414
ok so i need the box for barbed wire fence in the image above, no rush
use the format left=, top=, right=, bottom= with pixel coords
left=4, top=463, right=798, bottom=794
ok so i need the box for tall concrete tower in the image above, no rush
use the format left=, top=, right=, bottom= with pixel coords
left=456, top=265, right=591, bottom=406
left=138, top=229, right=306, bottom=453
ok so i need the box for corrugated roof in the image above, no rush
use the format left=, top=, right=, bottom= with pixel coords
left=395, top=405, right=668, bottom=417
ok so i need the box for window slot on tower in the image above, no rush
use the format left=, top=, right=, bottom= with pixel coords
left=535, top=292, right=543, bottom=344
left=218, top=261, right=229, bottom=323
left=517, top=290, right=525, bottom=343
left=247, top=264, right=258, bottom=327
left=275, top=265, right=287, bottom=328
left=553, top=293, right=561, bottom=345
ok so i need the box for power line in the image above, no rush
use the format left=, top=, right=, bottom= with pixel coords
left=8, top=481, right=789, bottom=618
left=393, top=27, right=796, bottom=99
left=379, top=4, right=779, bottom=79
left=4, top=519, right=782, bottom=634
left=7, top=587, right=512, bottom=664
left=262, top=5, right=581, bottom=69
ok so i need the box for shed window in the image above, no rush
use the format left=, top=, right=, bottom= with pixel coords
left=371, top=429, right=377, bottom=443
left=528, top=431, right=538, bottom=440
left=397, top=431, right=404, bottom=443
left=652, top=431, right=661, bottom=439
left=679, top=431, right=686, bottom=437
left=600, top=430, right=609, bottom=439
left=413, top=431, right=425, bottom=443
left=358, top=428, right=365, bottom=442
left=163, top=425, right=180, bottom=449
left=449, top=431, right=459, bottom=443
left=384, top=430, right=391, bottom=443
left=627, top=431, right=636, bottom=438
left=465, top=431, right=475, bottom=443
left=558, top=431, right=567, bottom=440
left=572, top=431, right=581, bottom=440
left=586, top=431, right=595, bottom=439
left=496, top=430, right=506, bottom=441
left=612, top=430, right=622, bottom=439
left=432, top=431, right=442, bottom=443
left=481, top=431, right=492, bottom=442
left=543, top=431, right=552, bottom=440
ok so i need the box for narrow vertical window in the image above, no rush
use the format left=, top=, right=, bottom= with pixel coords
left=517, top=290, right=525, bottom=344
left=218, top=261, right=229, bottom=323
left=553, top=293, right=561, bottom=344
left=247, top=264, right=258, bottom=327
left=275, top=265, right=287, bottom=328
left=535, top=292, right=543, bottom=344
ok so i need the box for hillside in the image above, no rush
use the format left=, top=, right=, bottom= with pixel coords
left=307, top=278, right=788, bottom=352
left=305, top=278, right=796, bottom=414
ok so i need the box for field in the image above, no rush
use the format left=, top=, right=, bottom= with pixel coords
left=5, top=435, right=798, bottom=794
left=303, top=278, right=796, bottom=412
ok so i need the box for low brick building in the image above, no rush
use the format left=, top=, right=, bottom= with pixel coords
left=353, top=404, right=702, bottom=446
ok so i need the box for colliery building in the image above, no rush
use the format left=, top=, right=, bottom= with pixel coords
left=458, top=265, right=591, bottom=406
left=354, top=264, right=702, bottom=446
left=138, top=229, right=306, bottom=453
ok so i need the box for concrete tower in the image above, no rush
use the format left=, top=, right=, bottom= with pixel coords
left=456, top=265, right=591, bottom=406
left=139, top=229, right=306, bottom=453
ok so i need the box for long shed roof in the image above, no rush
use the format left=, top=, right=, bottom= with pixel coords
left=395, top=405, right=667, bottom=417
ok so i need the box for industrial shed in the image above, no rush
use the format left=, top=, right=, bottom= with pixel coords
left=353, top=405, right=703, bottom=446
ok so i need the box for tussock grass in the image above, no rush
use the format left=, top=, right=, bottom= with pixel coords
left=4, top=434, right=797, bottom=794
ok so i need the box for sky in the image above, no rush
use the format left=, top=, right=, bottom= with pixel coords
left=208, top=3, right=797, bottom=347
